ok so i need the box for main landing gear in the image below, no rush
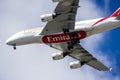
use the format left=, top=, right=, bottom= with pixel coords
left=67, top=32, right=80, bottom=50
left=63, top=28, right=69, bottom=34
left=62, top=28, right=80, bottom=50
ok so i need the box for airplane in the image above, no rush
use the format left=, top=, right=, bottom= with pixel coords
left=6, top=0, right=120, bottom=71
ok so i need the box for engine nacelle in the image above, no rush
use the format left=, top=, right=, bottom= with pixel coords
left=52, top=52, right=64, bottom=60
left=69, top=61, right=82, bottom=69
left=41, top=14, right=55, bottom=22
left=52, top=0, right=64, bottom=3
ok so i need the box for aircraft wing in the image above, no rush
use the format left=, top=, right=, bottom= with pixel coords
left=51, top=43, right=109, bottom=71
left=41, top=0, right=80, bottom=35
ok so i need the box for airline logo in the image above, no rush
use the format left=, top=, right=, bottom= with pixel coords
left=42, top=31, right=87, bottom=43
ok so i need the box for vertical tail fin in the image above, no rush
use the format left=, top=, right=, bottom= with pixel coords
left=116, top=13, right=120, bottom=20
left=110, top=8, right=120, bottom=17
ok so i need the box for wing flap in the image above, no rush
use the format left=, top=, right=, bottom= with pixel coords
left=86, top=59, right=109, bottom=71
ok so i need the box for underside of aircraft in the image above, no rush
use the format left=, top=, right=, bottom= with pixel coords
left=6, top=0, right=120, bottom=71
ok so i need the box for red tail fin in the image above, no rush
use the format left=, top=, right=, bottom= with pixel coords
left=110, top=8, right=120, bottom=17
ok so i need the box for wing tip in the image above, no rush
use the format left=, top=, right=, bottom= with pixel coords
left=101, top=67, right=112, bottom=72
left=109, top=67, right=112, bottom=72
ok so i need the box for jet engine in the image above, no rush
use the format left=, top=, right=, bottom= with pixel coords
left=41, top=14, right=55, bottom=22
left=69, top=61, right=83, bottom=69
left=52, top=52, right=65, bottom=60
left=52, top=0, right=64, bottom=2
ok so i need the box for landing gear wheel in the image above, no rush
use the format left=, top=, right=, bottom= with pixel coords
left=68, top=31, right=80, bottom=50
left=63, top=28, right=69, bottom=34
left=73, top=38, right=80, bottom=44
left=13, top=46, right=16, bottom=50
left=67, top=42, right=73, bottom=50
left=13, top=44, right=16, bottom=50
left=68, top=46, right=73, bottom=50
left=69, top=32, right=78, bottom=38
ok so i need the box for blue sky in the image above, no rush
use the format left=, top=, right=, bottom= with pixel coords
left=0, top=0, right=120, bottom=80
left=94, top=0, right=120, bottom=75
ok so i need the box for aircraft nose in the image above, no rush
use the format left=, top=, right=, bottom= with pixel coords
left=5, top=37, right=16, bottom=46
left=6, top=39, right=13, bottom=46
left=5, top=39, right=10, bottom=45
left=6, top=37, right=17, bottom=50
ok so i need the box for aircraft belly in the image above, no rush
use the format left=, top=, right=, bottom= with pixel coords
left=41, top=30, right=87, bottom=44
left=92, top=20, right=120, bottom=34
left=17, top=35, right=40, bottom=45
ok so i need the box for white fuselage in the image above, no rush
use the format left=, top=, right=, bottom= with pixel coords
left=6, top=17, right=120, bottom=46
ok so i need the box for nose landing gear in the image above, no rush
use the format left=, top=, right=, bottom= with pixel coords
left=13, top=44, right=16, bottom=50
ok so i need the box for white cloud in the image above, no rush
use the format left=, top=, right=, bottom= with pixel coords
left=102, top=0, right=110, bottom=16
left=104, top=0, right=110, bottom=11
left=0, top=0, right=120, bottom=80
